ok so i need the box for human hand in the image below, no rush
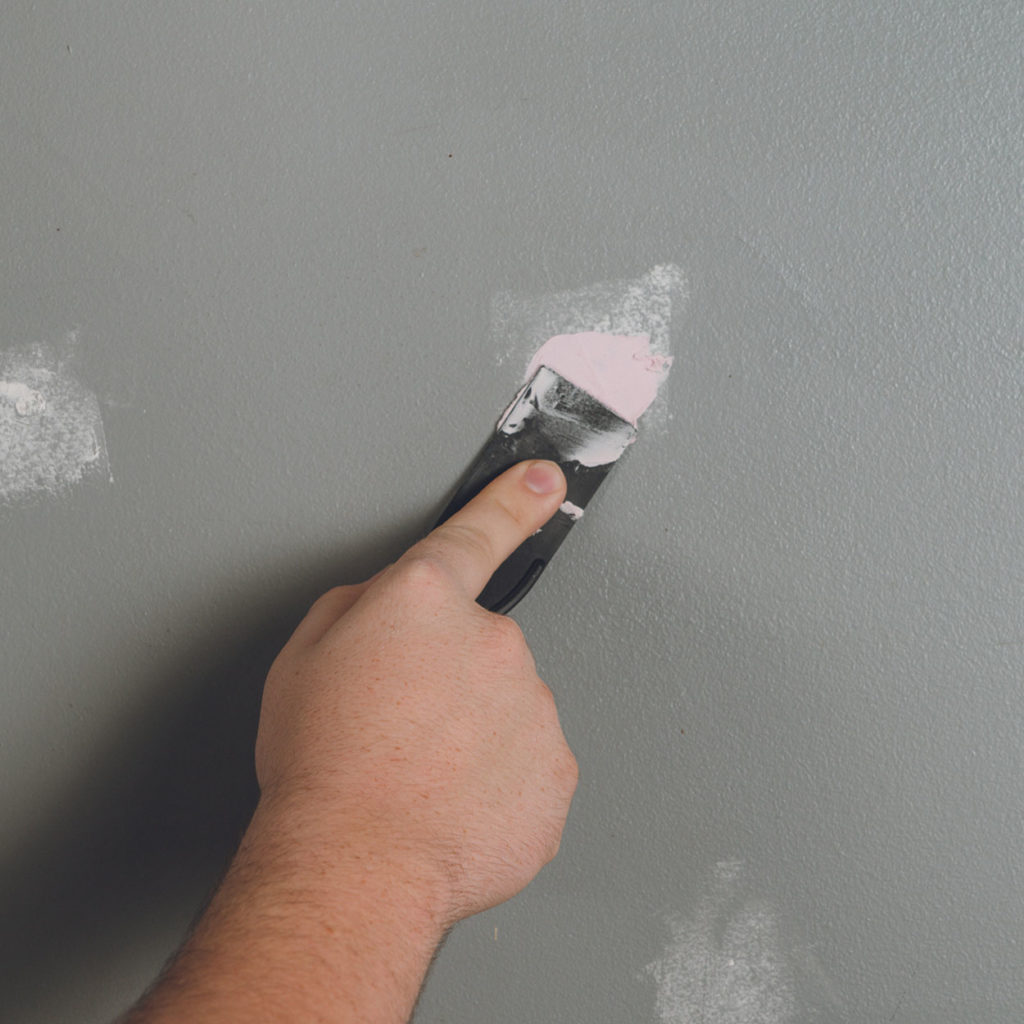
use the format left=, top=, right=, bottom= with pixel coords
left=253, top=460, right=579, bottom=928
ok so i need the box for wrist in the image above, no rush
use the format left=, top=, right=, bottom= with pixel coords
left=125, top=794, right=448, bottom=1023
left=245, top=791, right=451, bottom=941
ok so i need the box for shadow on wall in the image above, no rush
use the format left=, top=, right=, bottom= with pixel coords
left=0, top=521, right=421, bottom=1022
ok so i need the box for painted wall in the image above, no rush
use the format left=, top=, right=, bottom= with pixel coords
left=2, top=4, right=1022, bottom=1021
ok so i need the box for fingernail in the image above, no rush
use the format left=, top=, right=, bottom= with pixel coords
left=523, top=461, right=564, bottom=495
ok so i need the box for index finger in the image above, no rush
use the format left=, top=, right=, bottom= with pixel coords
left=403, top=460, right=567, bottom=600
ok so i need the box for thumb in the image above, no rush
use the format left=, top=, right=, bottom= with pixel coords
left=402, top=460, right=566, bottom=600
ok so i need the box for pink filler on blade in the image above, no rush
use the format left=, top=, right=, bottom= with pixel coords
left=525, top=331, right=673, bottom=426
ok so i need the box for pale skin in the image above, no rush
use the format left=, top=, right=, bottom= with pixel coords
left=120, top=460, right=578, bottom=1024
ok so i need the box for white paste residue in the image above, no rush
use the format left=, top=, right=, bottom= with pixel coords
left=0, top=338, right=110, bottom=504
left=0, top=380, right=47, bottom=417
left=559, top=500, right=584, bottom=520
left=494, top=262, right=684, bottom=362
left=645, top=861, right=796, bottom=1024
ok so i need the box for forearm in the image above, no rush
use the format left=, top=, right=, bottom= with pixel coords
left=123, top=462, right=577, bottom=1020
left=122, top=798, right=446, bottom=1024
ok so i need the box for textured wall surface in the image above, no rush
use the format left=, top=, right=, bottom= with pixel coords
left=2, top=4, right=1022, bottom=1021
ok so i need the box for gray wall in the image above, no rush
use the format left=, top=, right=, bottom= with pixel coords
left=2, top=4, right=1021, bottom=1021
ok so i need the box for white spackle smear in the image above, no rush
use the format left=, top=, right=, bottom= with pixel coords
left=0, top=340, right=110, bottom=504
left=645, top=860, right=797, bottom=1024
left=492, top=263, right=686, bottom=433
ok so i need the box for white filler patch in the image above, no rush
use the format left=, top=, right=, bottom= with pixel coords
left=645, top=860, right=796, bottom=1024
left=490, top=264, right=686, bottom=435
left=492, top=264, right=684, bottom=364
left=0, top=339, right=110, bottom=504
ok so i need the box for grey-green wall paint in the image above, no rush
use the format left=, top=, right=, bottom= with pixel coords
left=2, top=4, right=1022, bottom=1021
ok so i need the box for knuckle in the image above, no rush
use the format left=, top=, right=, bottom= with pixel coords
left=433, top=519, right=496, bottom=566
left=391, top=552, right=456, bottom=595
left=302, top=585, right=359, bottom=625
left=545, top=834, right=563, bottom=864
left=539, top=816, right=567, bottom=865
left=533, top=678, right=560, bottom=717
left=480, top=613, right=537, bottom=673
left=487, top=611, right=527, bottom=649
left=561, top=749, right=580, bottom=791
left=312, top=584, right=353, bottom=610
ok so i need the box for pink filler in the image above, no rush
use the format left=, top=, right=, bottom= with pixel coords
left=525, top=331, right=672, bottom=426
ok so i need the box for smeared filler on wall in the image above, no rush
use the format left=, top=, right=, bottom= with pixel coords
left=492, top=263, right=684, bottom=431
left=645, top=860, right=796, bottom=1023
left=644, top=860, right=841, bottom=1023
left=0, top=334, right=110, bottom=504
